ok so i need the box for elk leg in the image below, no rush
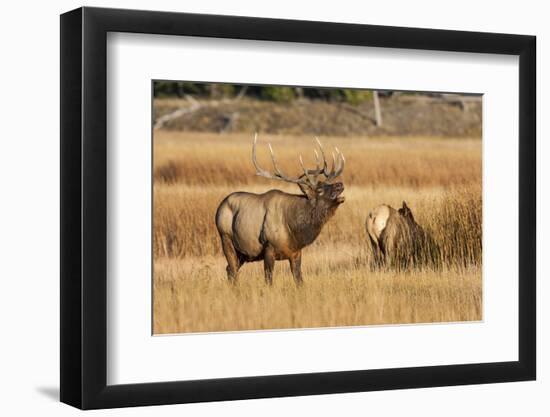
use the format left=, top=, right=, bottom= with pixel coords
left=289, top=252, right=303, bottom=287
left=368, top=235, right=383, bottom=269
left=263, top=245, right=275, bottom=286
left=220, top=235, right=240, bottom=283
left=378, top=237, right=390, bottom=268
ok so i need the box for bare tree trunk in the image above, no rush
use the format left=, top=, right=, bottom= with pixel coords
left=235, top=85, right=248, bottom=100
left=373, top=90, right=383, bottom=127
left=153, top=95, right=201, bottom=130
left=209, top=84, right=219, bottom=99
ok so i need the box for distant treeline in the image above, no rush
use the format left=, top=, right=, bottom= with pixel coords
left=153, top=81, right=404, bottom=105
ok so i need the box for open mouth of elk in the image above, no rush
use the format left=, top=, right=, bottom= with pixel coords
left=330, top=182, right=345, bottom=204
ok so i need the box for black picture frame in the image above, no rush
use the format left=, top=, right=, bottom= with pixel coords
left=60, top=6, right=536, bottom=410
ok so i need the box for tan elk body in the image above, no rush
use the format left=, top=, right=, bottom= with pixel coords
left=366, top=201, right=439, bottom=269
left=216, top=134, right=345, bottom=285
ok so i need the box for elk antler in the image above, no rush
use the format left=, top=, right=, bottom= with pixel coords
left=313, top=137, right=345, bottom=182
left=252, top=133, right=345, bottom=187
left=252, top=133, right=307, bottom=185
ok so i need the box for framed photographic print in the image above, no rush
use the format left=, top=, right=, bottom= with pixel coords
left=60, top=6, right=536, bottom=409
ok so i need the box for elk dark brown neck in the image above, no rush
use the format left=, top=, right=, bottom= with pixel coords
left=286, top=195, right=339, bottom=250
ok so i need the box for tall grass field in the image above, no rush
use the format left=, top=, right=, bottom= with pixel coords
left=153, top=132, right=482, bottom=334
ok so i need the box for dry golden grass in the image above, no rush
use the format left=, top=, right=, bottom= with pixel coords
left=153, top=131, right=482, bottom=334
left=154, top=260, right=481, bottom=333
left=154, top=132, right=481, bottom=187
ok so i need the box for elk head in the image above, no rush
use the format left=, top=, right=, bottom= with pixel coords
left=252, top=133, right=346, bottom=209
left=398, top=201, right=415, bottom=222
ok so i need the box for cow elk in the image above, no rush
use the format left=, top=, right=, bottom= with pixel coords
left=215, top=134, right=346, bottom=286
left=366, top=201, right=440, bottom=269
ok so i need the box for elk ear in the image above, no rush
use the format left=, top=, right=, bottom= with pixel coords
left=298, top=182, right=316, bottom=199
left=401, top=201, right=415, bottom=221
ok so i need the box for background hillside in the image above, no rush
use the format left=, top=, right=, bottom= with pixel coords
left=153, top=82, right=482, bottom=137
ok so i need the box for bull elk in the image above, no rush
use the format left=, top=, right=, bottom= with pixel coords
left=366, top=201, right=440, bottom=269
left=215, top=134, right=346, bottom=285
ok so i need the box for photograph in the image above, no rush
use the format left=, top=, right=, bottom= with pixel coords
left=152, top=81, right=483, bottom=334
